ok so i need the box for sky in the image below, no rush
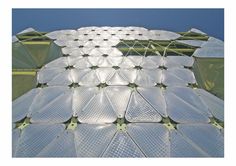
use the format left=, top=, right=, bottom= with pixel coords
left=12, top=9, right=224, bottom=40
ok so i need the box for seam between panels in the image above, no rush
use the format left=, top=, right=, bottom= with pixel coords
left=71, top=89, right=77, bottom=116
left=100, top=128, right=118, bottom=157
left=195, top=91, right=216, bottom=118
left=137, top=90, right=162, bottom=119
left=74, top=130, right=79, bottom=157
left=106, top=70, right=116, bottom=82
left=104, top=88, right=123, bottom=118
left=16, top=125, right=65, bottom=157
left=123, top=88, right=133, bottom=119
left=47, top=70, right=72, bottom=85
left=160, top=87, right=168, bottom=117
left=96, top=68, right=114, bottom=83
left=13, top=129, right=22, bottom=157
left=30, top=92, right=67, bottom=116
left=167, top=130, right=171, bottom=157
left=164, top=70, right=191, bottom=83
left=95, top=92, right=117, bottom=123
left=76, top=68, right=92, bottom=84
left=27, top=89, right=41, bottom=117
left=76, top=93, right=97, bottom=122
left=119, top=70, right=135, bottom=83
left=39, top=68, right=66, bottom=84
left=35, top=128, right=66, bottom=157
left=138, top=87, right=166, bottom=116
left=126, top=131, right=147, bottom=157
left=177, top=129, right=210, bottom=157
left=170, top=91, right=210, bottom=118
left=106, top=70, right=120, bottom=85
left=92, top=89, right=115, bottom=123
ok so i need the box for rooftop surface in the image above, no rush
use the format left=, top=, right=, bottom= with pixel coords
left=12, top=27, right=224, bottom=157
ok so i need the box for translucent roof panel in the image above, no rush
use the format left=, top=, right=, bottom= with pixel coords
left=17, top=27, right=37, bottom=34
left=13, top=87, right=73, bottom=123
left=45, top=30, right=63, bottom=39
left=162, top=68, right=196, bottom=87
left=13, top=88, right=40, bottom=122
left=12, top=36, right=19, bottom=43
left=193, top=37, right=224, bottom=58
left=189, top=28, right=207, bottom=35
left=163, top=56, right=194, bottom=68
left=176, top=40, right=206, bottom=47
left=177, top=124, right=224, bottom=157
left=149, top=30, right=181, bottom=40
left=76, top=88, right=117, bottom=124
left=12, top=128, right=21, bottom=156
left=37, top=130, right=77, bottom=157
left=127, top=123, right=169, bottom=157
left=164, top=87, right=211, bottom=123
left=195, top=89, right=224, bottom=121
left=75, top=124, right=117, bottom=157
left=137, top=87, right=167, bottom=117
left=125, top=90, right=162, bottom=122
left=170, top=129, right=207, bottom=157
left=13, top=26, right=224, bottom=158
left=14, top=124, right=65, bottom=157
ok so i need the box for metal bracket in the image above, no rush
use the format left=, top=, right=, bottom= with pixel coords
left=67, top=117, right=78, bottom=130
left=116, top=118, right=127, bottom=131
left=17, top=117, right=30, bottom=130
left=162, top=117, right=177, bottom=130
left=210, top=117, right=223, bottom=130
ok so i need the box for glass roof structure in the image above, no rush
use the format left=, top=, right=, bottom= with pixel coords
left=12, top=26, right=224, bottom=157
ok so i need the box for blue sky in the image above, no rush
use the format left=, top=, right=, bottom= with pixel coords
left=12, top=9, right=224, bottom=40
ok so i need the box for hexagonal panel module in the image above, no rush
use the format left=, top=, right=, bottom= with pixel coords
left=12, top=26, right=224, bottom=157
